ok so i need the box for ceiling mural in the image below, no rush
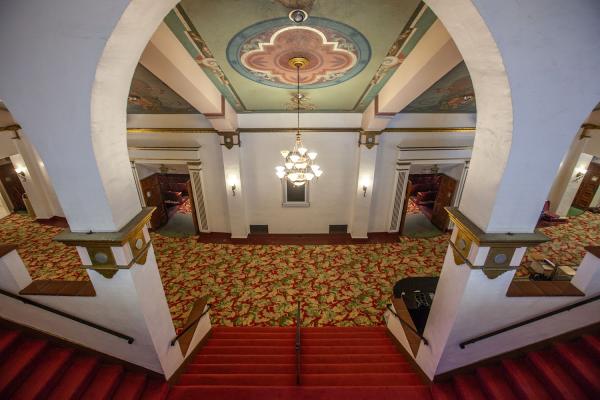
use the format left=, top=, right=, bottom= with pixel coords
left=401, top=61, right=476, bottom=113
left=165, top=0, right=429, bottom=112
left=227, top=18, right=370, bottom=89
left=127, top=65, right=199, bottom=114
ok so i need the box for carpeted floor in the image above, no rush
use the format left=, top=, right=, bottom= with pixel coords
left=1, top=211, right=599, bottom=329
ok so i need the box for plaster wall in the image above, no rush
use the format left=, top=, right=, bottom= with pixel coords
left=555, top=152, right=593, bottom=216
left=0, top=247, right=182, bottom=375
left=420, top=249, right=600, bottom=376
left=241, top=131, right=358, bottom=234
left=0, top=135, right=17, bottom=159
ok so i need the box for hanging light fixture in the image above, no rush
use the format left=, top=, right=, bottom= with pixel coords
left=275, top=56, right=323, bottom=186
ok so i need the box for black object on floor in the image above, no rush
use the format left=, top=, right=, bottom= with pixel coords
left=393, top=277, right=439, bottom=334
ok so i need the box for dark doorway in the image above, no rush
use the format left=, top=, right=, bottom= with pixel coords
left=572, top=161, right=600, bottom=209
left=0, top=159, right=26, bottom=211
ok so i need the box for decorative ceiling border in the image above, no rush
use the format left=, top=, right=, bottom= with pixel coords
left=165, top=5, right=247, bottom=112
left=127, top=126, right=475, bottom=134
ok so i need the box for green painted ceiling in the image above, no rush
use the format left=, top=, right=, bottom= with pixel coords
left=167, top=0, right=424, bottom=112
left=127, top=1, right=478, bottom=114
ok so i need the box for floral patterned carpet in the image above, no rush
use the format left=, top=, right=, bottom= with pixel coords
left=1, top=211, right=599, bottom=329
left=177, top=198, right=192, bottom=215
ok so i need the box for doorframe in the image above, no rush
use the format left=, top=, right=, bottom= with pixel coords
left=128, top=146, right=211, bottom=233
left=387, top=146, right=472, bottom=234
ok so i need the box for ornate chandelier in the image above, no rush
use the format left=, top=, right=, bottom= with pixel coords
left=275, top=56, right=323, bottom=186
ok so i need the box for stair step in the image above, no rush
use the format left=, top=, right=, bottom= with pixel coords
left=430, top=381, right=457, bottom=400
left=475, top=365, right=517, bottom=400
left=302, top=362, right=412, bottom=374
left=168, top=385, right=431, bottom=400
left=554, top=341, right=600, bottom=396
left=11, top=346, right=74, bottom=400
left=212, top=326, right=295, bottom=333
left=452, top=373, right=487, bottom=400
left=301, top=338, right=393, bottom=346
left=301, top=332, right=389, bottom=339
left=210, top=332, right=296, bottom=340
left=140, top=378, right=169, bottom=400
left=501, top=358, right=552, bottom=400
left=194, top=354, right=297, bottom=364
left=207, top=338, right=296, bottom=347
left=179, top=373, right=297, bottom=386
left=581, top=334, right=600, bottom=359
left=304, top=353, right=406, bottom=364
left=0, top=329, right=21, bottom=359
left=80, top=364, right=124, bottom=399
left=301, top=327, right=387, bottom=332
left=0, top=337, right=47, bottom=396
left=302, top=372, right=423, bottom=386
left=527, top=349, right=589, bottom=400
left=302, top=345, right=398, bottom=354
left=187, top=363, right=296, bottom=374
left=113, top=371, right=148, bottom=400
left=48, top=355, right=99, bottom=400
left=200, top=346, right=295, bottom=355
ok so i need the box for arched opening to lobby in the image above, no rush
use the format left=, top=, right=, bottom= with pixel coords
left=0, top=0, right=599, bottom=396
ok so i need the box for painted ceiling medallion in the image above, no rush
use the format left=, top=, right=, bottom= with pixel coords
left=227, top=17, right=370, bottom=89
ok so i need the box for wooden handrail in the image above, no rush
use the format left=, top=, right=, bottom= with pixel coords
left=296, top=301, right=301, bottom=386
left=0, top=288, right=134, bottom=343
left=170, top=304, right=211, bottom=346
left=386, top=304, right=429, bottom=346
left=459, top=293, right=600, bottom=349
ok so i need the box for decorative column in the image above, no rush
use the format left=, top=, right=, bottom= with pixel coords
left=350, top=131, right=380, bottom=239
left=187, top=162, right=210, bottom=232
left=130, top=161, right=146, bottom=207
left=52, top=208, right=186, bottom=377
left=11, top=130, right=63, bottom=219
left=219, top=131, right=249, bottom=239
left=387, top=162, right=411, bottom=232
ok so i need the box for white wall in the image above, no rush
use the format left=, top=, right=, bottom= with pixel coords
left=241, top=131, right=358, bottom=234
left=369, top=130, right=475, bottom=232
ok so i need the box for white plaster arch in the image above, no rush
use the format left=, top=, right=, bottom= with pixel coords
left=90, top=0, right=512, bottom=230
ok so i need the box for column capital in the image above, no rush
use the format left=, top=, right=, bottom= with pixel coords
left=218, top=130, right=241, bottom=149
left=358, top=130, right=382, bottom=149
left=55, top=207, right=155, bottom=278
left=446, top=207, right=549, bottom=279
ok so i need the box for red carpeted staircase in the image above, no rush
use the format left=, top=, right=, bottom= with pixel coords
left=169, top=326, right=430, bottom=399
left=0, top=327, right=168, bottom=399
left=430, top=333, right=600, bottom=399
left=1, top=323, right=598, bottom=399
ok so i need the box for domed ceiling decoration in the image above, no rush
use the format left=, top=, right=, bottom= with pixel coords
left=127, top=0, right=476, bottom=114
left=227, top=18, right=370, bottom=89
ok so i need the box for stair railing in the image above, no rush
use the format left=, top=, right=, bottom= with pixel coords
left=459, top=293, right=600, bottom=349
left=170, top=303, right=212, bottom=346
left=0, top=287, right=134, bottom=343
left=385, top=304, right=429, bottom=345
left=296, top=300, right=301, bottom=386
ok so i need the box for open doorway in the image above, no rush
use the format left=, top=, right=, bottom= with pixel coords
left=0, top=157, right=27, bottom=213
left=571, top=157, right=600, bottom=213
left=137, top=163, right=198, bottom=237
left=400, top=163, right=463, bottom=237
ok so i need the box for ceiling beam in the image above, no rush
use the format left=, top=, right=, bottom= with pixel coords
left=140, top=23, right=238, bottom=132
left=362, top=19, right=463, bottom=131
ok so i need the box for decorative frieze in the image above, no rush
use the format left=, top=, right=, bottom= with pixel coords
left=446, top=207, right=548, bottom=279
left=218, top=131, right=240, bottom=149
left=54, top=207, right=155, bottom=278
left=359, top=130, right=381, bottom=149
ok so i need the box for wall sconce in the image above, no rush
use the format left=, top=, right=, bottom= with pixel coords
left=574, top=166, right=588, bottom=182
left=15, top=167, right=27, bottom=182
left=227, top=177, right=239, bottom=197
left=231, top=184, right=237, bottom=196
left=360, top=178, right=370, bottom=197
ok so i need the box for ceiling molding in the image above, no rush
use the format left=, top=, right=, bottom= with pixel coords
left=127, top=128, right=217, bottom=133
left=239, top=127, right=361, bottom=133
left=385, top=127, right=475, bottom=133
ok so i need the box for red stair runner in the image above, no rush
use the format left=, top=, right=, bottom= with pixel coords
left=0, top=328, right=168, bottom=399
left=169, top=326, right=430, bottom=399
left=0, top=323, right=597, bottom=399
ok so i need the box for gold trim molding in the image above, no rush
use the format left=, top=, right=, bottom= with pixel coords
left=359, top=130, right=381, bottom=149
left=386, top=127, right=475, bottom=133
left=127, top=128, right=216, bottom=134
left=446, top=207, right=549, bottom=279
